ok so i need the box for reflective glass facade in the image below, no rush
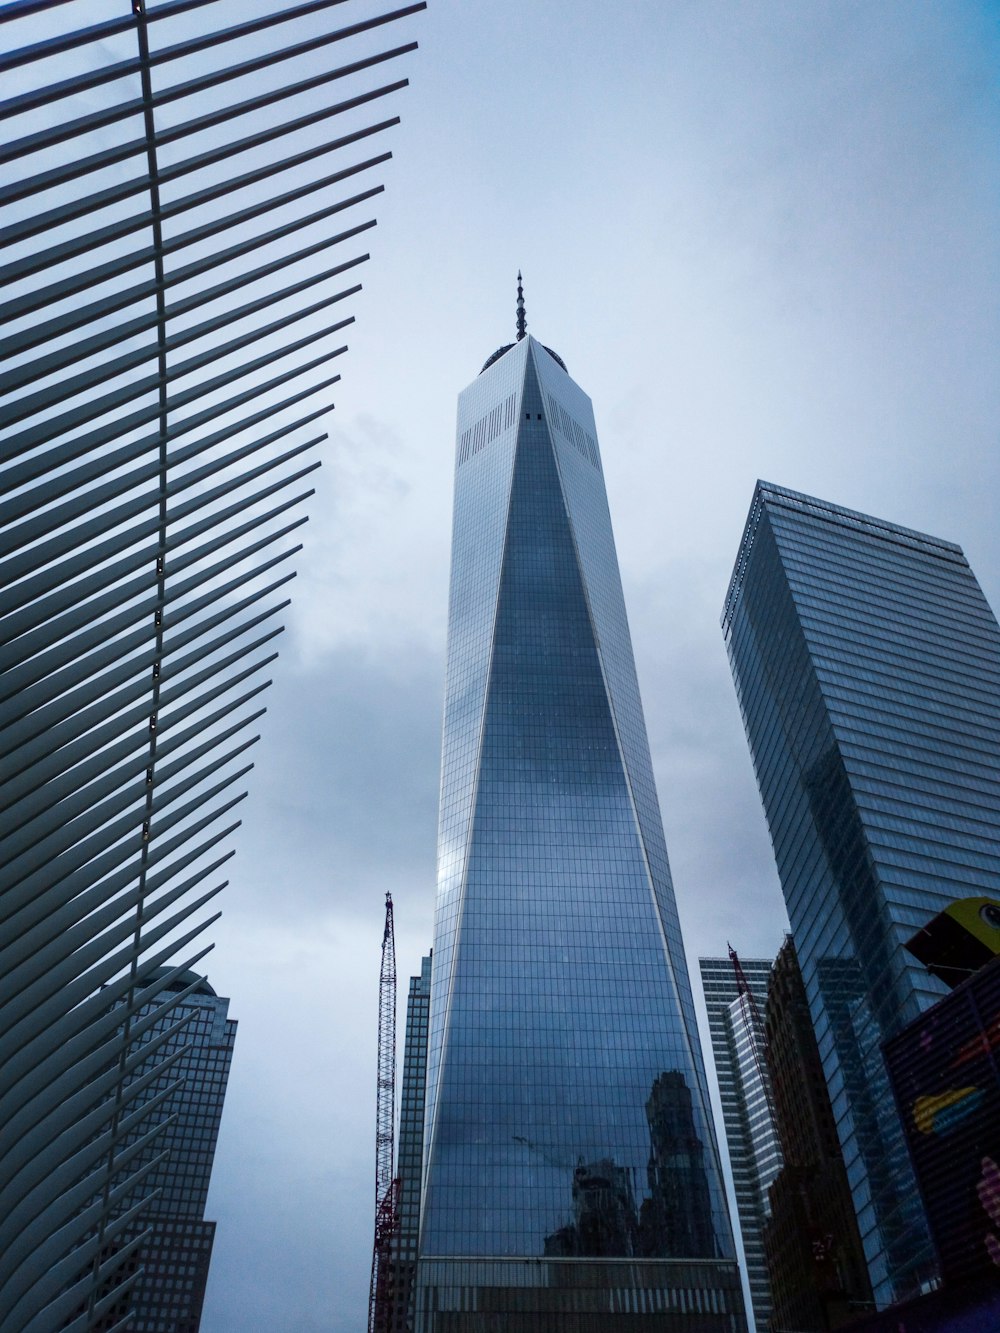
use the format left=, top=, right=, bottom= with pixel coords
left=722, top=482, right=1000, bottom=1307
left=418, top=337, right=744, bottom=1329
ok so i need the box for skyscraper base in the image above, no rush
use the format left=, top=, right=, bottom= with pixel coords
left=413, top=1256, right=747, bottom=1331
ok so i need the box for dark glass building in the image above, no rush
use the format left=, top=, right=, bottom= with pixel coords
left=390, top=953, right=432, bottom=1332
left=764, top=936, right=873, bottom=1330
left=721, top=481, right=1000, bottom=1306
left=123, top=970, right=236, bottom=1332
left=699, top=956, right=782, bottom=1331
left=416, top=321, right=746, bottom=1329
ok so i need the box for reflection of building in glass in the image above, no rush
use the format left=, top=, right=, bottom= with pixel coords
left=764, top=938, right=872, bottom=1330
left=123, top=970, right=236, bottom=1333
left=641, top=1072, right=719, bottom=1261
left=700, top=957, right=782, bottom=1329
left=389, top=953, right=432, bottom=1331
left=415, top=315, right=746, bottom=1328
left=722, top=482, right=1000, bottom=1306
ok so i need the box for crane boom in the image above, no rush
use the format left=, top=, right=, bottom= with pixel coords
left=369, top=893, right=399, bottom=1333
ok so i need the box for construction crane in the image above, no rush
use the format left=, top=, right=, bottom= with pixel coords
left=369, top=893, right=400, bottom=1333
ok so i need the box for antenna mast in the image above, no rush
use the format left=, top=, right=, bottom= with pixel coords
left=369, top=893, right=399, bottom=1333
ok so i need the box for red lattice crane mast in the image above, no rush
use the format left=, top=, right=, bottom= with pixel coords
left=369, top=893, right=400, bottom=1333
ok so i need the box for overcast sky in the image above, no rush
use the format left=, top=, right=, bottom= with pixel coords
left=191, top=3, right=1000, bottom=1329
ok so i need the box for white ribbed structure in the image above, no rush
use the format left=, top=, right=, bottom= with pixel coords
left=0, top=3, right=422, bottom=1328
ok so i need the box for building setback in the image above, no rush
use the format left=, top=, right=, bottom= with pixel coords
left=416, top=302, right=746, bottom=1329
left=699, top=956, right=782, bottom=1332
left=721, top=481, right=1000, bottom=1305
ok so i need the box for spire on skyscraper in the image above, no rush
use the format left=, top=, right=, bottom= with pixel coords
left=516, top=270, right=527, bottom=341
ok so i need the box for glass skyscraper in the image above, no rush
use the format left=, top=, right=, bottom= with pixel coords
left=415, top=320, right=745, bottom=1329
left=699, top=956, right=782, bottom=1332
left=721, top=481, right=1000, bottom=1307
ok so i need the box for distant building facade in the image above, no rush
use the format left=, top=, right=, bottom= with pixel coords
left=700, top=956, right=782, bottom=1332
left=764, top=937, right=873, bottom=1329
left=722, top=482, right=1000, bottom=1305
left=390, top=953, right=432, bottom=1332
left=124, top=970, right=236, bottom=1333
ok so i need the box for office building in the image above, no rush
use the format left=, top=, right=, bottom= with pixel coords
left=416, top=297, right=746, bottom=1329
left=700, top=956, right=782, bottom=1331
left=118, top=970, right=236, bottom=1332
left=721, top=481, right=1000, bottom=1305
left=0, top=4, right=422, bottom=1328
left=764, top=937, right=872, bottom=1330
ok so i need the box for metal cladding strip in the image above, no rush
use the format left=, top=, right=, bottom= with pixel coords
left=0, top=704, right=262, bottom=875
left=0, top=751, right=254, bottom=926
left=0, top=1137, right=174, bottom=1319
left=0, top=813, right=242, bottom=966
left=0, top=326, right=347, bottom=469
left=2, top=296, right=354, bottom=454
left=4, top=217, right=374, bottom=388
left=7, top=1063, right=188, bottom=1216
left=3, top=864, right=230, bottom=1029
left=0, top=549, right=297, bottom=724
left=0, top=395, right=326, bottom=527
left=0, top=143, right=391, bottom=299
left=2, top=679, right=268, bottom=843
left=1, top=848, right=232, bottom=995
left=1, top=11, right=413, bottom=164
left=1, top=508, right=306, bottom=670
left=2, top=490, right=308, bottom=669
left=4, top=41, right=415, bottom=201
left=0, top=0, right=418, bottom=114
left=1, top=526, right=302, bottom=701
left=16, top=1199, right=152, bottom=1333
left=0, top=0, right=214, bottom=68
left=5, top=1059, right=187, bottom=1247
left=19, top=1213, right=151, bottom=1333
left=2, top=639, right=279, bottom=810
left=0, top=954, right=216, bottom=1138
left=1, top=721, right=258, bottom=890
left=0, top=929, right=219, bottom=1128
left=0, top=884, right=223, bottom=1071
left=1, top=612, right=284, bottom=786
left=4, top=1014, right=196, bottom=1188
left=3, top=79, right=407, bottom=244
left=1, top=420, right=322, bottom=581
left=5, top=253, right=365, bottom=415
left=0, top=758, right=248, bottom=934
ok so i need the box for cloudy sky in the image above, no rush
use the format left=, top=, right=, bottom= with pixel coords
left=192, top=3, right=1000, bottom=1329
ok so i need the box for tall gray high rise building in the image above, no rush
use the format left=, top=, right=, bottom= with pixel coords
left=699, top=956, right=782, bottom=1332
left=416, top=300, right=746, bottom=1330
left=721, top=481, right=1000, bottom=1306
